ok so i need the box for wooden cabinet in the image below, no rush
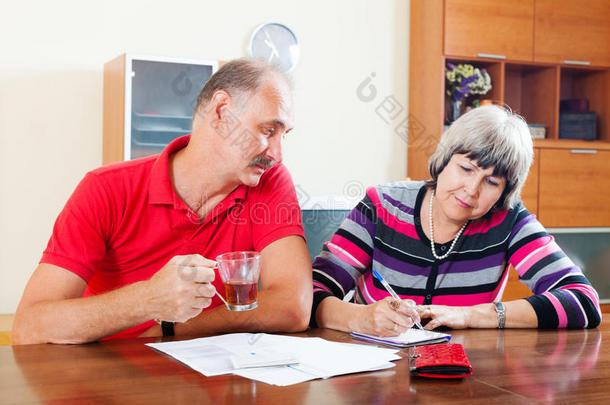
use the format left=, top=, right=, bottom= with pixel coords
left=534, top=0, right=610, bottom=67
left=538, top=148, right=610, bottom=227
left=444, top=0, right=534, bottom=61
left=408, top=0, right=445, bottom=181
left=409, top=0, right=610, bottom=228
left=503, top=265, right=533, bottom=301
left=521, top=148, right=539, bottom=216
left=444, top=0, right=610, bottom=66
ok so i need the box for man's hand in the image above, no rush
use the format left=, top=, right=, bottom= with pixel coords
left=171, top=235, right=312, bottom=336
left=146, top=254, right=217, bottom=323
left=351, top=297, right=421, bottom=337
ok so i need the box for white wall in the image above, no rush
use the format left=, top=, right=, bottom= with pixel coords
left=0, top=0, right=409, bottom=313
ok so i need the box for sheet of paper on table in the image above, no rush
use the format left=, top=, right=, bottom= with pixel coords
left=146, top=333, right=401, bottom=386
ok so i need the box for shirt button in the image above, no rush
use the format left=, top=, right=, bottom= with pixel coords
left=426, top=294, right=431, bottom=300
left=440, top=245, right=447, bottom=251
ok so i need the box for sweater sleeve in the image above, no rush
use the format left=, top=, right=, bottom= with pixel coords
left=310, top=187, right=378, bottom=327
left=507, top=205, right=602, bottom=329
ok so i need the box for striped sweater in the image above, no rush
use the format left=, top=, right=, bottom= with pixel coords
left=311, top=181, right=601, bottom=329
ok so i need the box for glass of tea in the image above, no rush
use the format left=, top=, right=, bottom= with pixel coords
left=216, top=251, right=261, bottom=311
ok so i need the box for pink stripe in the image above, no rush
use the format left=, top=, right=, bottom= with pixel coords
left=327, top=245, right=359, bottom=268
left=509, top=236, right=553, bottom=267
left=328, top=234, right=370, bottom=267
left=463, top=210, right=508, bottom=235
left=432, top=292, right=495, bottom=306
left=515, top=240, right=561, bottom=277
left=374, top=203, right=419, bottom=239
left=367, top=187, right=420, bottom=240
left=313, top=281, right=331, bottom=294
left=495, top=267, right=511, bottom=301
left=562, top=284, right=601, bottom=313
left=361, top=274, right=497, bottom=307
left=359, top=275, right=425, bottom=305
left=360, top=274, right=391, bottom=303
left=543, top=291, right=568, bottom=328
left=367, top=186, right=381, bottom=206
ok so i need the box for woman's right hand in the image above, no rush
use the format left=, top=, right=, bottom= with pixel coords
left=350, top=297, right=421, bottom=336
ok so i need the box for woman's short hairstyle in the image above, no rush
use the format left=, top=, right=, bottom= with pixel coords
left=427, top=105, right=533, bottom=211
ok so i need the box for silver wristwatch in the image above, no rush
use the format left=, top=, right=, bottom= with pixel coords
left=494, top=302, right=506, bottom=329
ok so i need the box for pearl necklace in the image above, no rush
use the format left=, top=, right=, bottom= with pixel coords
left=428, top=191, right=468, bottom=260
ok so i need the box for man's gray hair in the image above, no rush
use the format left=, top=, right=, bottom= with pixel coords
left=194, top=58, right=289, bottom=115
left=427, top=105, right=534, bottom=211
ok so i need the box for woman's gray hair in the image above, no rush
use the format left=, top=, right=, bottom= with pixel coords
left=427, top=105, right=533, bottom=211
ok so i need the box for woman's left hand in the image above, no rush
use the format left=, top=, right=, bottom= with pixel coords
left=417, top=305, right=472, bottom=330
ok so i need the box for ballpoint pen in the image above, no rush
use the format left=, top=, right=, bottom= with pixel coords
left=372, top=269, right=423, bottom=329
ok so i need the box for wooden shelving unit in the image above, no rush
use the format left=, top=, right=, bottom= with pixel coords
left=409, top=0, right=610, bottom=228
left=410, top=0, right=610, bottom=302
left=441, top=57, right=610, bottom=143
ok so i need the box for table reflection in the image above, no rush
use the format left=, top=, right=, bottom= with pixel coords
left=452, top=328, right=602, bottom=404
left=501, top=329, right=602, bottom=403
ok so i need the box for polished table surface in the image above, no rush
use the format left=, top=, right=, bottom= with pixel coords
left=1, top=320, right=608, bottom=404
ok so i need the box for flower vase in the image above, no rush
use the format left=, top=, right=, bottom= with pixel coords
left=450, top=100, right=462, bottom=123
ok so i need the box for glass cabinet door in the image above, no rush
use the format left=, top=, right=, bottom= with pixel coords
left=129, top=58, right=216, bottom=159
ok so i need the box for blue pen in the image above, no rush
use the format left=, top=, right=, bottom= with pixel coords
left=372, top=269, right=423, bottom=329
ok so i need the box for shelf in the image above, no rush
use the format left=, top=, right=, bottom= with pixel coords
left=533, top=139, right=610, bottom=150
left=442, top=57, right=610, bottom=143
left=505, top=63, right=559, bottom=139
left=560, top=67, right=610, bottom=142
left=444, top=57, right=503, bottom=124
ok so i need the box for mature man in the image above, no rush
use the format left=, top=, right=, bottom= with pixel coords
left=13, top=59, right=312, bottom=344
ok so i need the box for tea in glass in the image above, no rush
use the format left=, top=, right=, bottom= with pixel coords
left=216, top=251, right=261, bottom=311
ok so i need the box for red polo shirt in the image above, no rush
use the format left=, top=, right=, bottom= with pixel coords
left=41, top=135, right=304, bottom=338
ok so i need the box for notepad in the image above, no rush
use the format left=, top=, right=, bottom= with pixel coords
left=350, top=328, right=451, bottom=348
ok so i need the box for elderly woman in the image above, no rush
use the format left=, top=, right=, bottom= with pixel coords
left=311, top=106, right=601, bottom=336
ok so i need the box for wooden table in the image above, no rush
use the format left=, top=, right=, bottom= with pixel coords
left=1, top=320, right=608, bottom=404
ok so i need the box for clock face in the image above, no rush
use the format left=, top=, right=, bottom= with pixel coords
left=249, top=23, right=299, bottom=73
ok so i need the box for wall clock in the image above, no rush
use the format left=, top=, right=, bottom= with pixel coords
left=249, top=22, right=300, bottom=73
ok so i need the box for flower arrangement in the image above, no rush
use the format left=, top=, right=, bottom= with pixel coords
left=446, top=63, right=492, bottom=108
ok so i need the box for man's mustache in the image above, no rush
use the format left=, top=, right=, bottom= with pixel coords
left=248, top=155, right=274, bottom=169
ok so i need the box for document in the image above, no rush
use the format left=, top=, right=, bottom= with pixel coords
left=147, top=333, right=401, bottom=386
left=350, top=328, right=451, bottom=348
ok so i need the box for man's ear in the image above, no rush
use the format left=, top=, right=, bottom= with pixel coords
left=207, top=91, right=240, bottom=138
left=210, top=90, right=232, bottom=122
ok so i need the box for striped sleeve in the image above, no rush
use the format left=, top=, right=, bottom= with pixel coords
left=507, top=205, right=602, bottom=328
left=310, top=188, right=377, bottom=327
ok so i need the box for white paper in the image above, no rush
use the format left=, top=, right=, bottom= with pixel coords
left=230, top=349, right=298, bottom=369
left=146, top=333, right=402, bottom=386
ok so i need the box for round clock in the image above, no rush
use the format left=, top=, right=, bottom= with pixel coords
left=248, top=22, right=300, bottom=73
